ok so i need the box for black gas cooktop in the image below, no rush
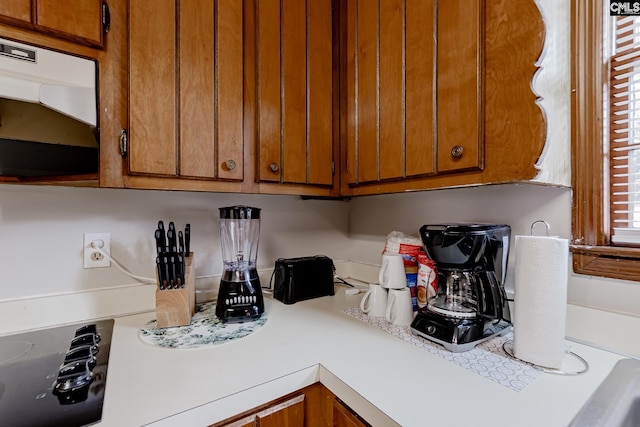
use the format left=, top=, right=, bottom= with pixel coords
left=0, top=319, right=113, bottom=427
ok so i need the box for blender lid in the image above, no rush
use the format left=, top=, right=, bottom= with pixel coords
left=219, top=205, right=261, bottom=219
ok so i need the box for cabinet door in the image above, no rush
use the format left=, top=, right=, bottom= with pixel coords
left=213, top=394, right=305, bottom=427
left=255, top=394, right=304, bottom=426
left=255, top=0, right=334, bottom=186
left=332, top=398, right=369, bottom=427
left=128, top=0, right=243, bottom=181
left=0, top=0, right=103, bottom=47
left=344, top=0, right=481, bottom=187
left=0, top=0, right=31, bottom=24
left=345, top=0, right=436, bottom=185
left=35, top=0, right=103, bottom=47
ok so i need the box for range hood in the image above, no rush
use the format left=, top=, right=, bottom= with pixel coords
left=0, top=37, right=99, bottom=177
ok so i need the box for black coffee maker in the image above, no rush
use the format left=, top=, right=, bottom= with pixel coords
left=410, top=223, right=512, bottom=352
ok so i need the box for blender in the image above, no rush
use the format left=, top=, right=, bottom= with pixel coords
left=215, top=206, right=265, bottom=322
left=410, top=223, right=512, bottom=352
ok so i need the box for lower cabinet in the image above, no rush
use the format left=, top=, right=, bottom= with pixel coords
left=210, top=382, right=369, bottom=427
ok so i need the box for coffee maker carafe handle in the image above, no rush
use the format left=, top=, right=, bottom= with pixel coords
left=477, top=270, right=504, bottom=322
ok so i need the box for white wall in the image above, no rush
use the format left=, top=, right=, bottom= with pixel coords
left=2, top=182, right=640, bottom=322
left=0, top=184, right=351, bottom=302
left=348, top=183, right=640, bottom=319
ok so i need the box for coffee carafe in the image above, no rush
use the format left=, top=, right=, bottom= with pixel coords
left=215, top=206, right=265, bottom=322
left=410, top=223, right=512, bottom=352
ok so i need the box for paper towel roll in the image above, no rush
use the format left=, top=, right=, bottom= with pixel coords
left=513, top=235, right=568, bottom=369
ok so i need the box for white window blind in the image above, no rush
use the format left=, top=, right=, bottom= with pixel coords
left=610, top=16, right=640, bottom=244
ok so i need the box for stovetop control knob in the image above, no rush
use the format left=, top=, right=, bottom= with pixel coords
left=52, top=372, right=94, bottom=404
left=70, top=333, right=99, bottom=349
left=74, top=324, right=101, bottom=343
left=63, top=346, right=98, bottom=370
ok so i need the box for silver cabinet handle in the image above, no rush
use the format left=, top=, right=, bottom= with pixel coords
left=224, top=160, right=236, bottom=170
left=269, top=163, right=280, bottom=173
left=119, top=129, right=128, bottom=158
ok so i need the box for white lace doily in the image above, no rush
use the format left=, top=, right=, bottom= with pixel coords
left=343, top=306, right=541, bottom=392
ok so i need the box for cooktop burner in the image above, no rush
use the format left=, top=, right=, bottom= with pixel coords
left=0, top=319, right=114, bottom=427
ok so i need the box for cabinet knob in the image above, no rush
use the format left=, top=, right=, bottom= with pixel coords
left=451, top=145, right=464, bottom=158
left=269, top=163, right=280, bottom=173
left=224, top=160, right=236, bottom=171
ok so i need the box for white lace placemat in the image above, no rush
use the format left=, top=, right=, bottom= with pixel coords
left=343, top=306, right=541, bottom=392
left=140, top=302, right=267, bottom=349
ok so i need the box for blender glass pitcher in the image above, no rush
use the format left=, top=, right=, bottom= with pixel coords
left=219, top=206, right=260, bottom=273
left=216, top=206, right=264, bottom=322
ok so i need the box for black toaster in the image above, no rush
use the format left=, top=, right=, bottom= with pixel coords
left=272, top=255, right=335, bottom=304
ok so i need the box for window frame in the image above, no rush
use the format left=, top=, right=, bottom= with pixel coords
left=571, top=0, right=640, bottom=281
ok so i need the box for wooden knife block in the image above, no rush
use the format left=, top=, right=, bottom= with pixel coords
left=155, top=252, right=196, bottom=328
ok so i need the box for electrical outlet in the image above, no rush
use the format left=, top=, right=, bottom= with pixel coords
left=83, top=232, right=111, bottom=268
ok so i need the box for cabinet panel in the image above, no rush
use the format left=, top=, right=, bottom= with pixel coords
left=129, top=0, right=243, bottom=181
left=436, top=0, right=482, bottom=173
left=216, top=0, right=244, bottom=181
left=179, top=0, right=216, bottom=178
left=256, top=0, right=282, bottom=183
left=36, top=0, right=103, bottom=46
left=307, top=0, right=333, bottom=185
left=129, top=0, right=177, bottom=176
left=354, top=0, right=378, bottom=183
left=405, top=0, right=435, bottom=177
left=256, top=0, right=334, bottom=186
left=178, top=0, right=243, bottom=180
left=179, top=0, right=215, bottom=178
left=379, top=0, right=403, bottom=181
left=0, top=0, right=31, bottom=23
left=345, top=0, right=439, bottom=186
left=282, top=0, right=307, bottom=184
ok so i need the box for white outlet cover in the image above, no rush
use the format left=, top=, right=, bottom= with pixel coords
left=83, top=232, right=111, bottom=268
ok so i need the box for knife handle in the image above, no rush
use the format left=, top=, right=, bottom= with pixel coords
left=156, top=256, right=165, bottom=290
left=177, top=254, right=185, bottom=288
left=167, top=229, right=177, bottom=251
left=185, top=224, right=191, bottom=256
left=157, top=221, right=167, bottom=251
left=155, top=229, right=164, bottom=254
left=163, top=255, right=171, bottom=290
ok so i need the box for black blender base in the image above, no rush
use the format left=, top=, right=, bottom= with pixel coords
left=215, top=276, right=264, bottom=322
left=410, top=310, right=511, bottom=352
left=217, top=307, right=263, bottom=323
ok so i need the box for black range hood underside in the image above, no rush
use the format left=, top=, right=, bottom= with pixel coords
left=0, top=138, right=98, bottom=177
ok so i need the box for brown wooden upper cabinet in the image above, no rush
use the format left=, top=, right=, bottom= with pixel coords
left=128, top=0, right=244, bottom=182
left=0, top=0, right=546, bottom=196
left=343, top=0, right=481, bottom=188
left=254, top=0, right=335, bottom=188
left=340, top=0, right=547, bottom=196
left=0, top=0, right=105, bottom=48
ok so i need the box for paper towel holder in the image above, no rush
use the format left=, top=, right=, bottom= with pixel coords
left=530, top=220, right=551, bottom=236
left=501, top=340, right=589, bottom=375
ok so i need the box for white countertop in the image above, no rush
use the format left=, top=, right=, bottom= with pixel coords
left=95, top=289, right=626, bottom=427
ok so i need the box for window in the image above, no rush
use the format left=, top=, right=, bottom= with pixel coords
left=610, top=16, right=640, bottom=244
left=571, top=0, right=640, bottom=281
